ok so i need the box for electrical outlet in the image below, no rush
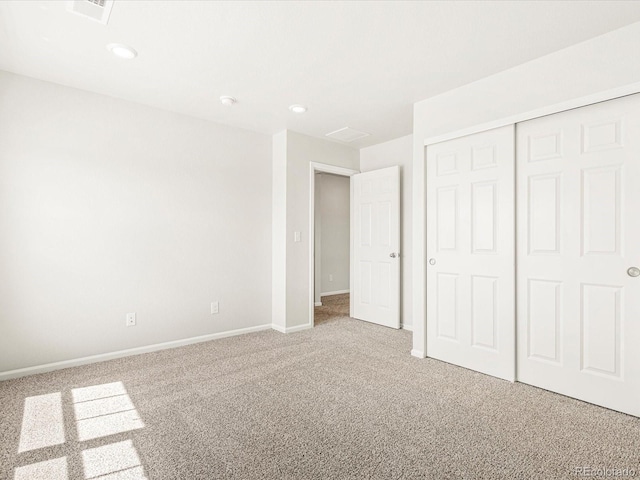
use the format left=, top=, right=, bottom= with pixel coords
left=211, top=301, right=219, bottom=315
left=329, top=274, right=333, bottom=282
left=126, top=312, right=136, bottom=327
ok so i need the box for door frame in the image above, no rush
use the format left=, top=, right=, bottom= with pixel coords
left=414, top=82, right=640, bottom=359
left=308, top=162, right=359, bottom=327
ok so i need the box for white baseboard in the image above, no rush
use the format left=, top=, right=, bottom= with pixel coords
left=0, top=323, right=273, bottom=382
left=271, top=324, right=286, bottom=333
left=271, top=323, right=313, bottom=334
left=401, top=324, right=413, bottom=332
left=411, top=349, right=426, bottom=359
left=321, top=289, right=350, bottom=296
left=314, top=302, right=322, bottom=307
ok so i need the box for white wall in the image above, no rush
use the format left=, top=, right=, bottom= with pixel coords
left=0, top=71, right=272, bottom=373
left=272, top=131, right=288, bottom=331
left=318, top=174, right=350, bottom=295
left=411, top=21, right=640, bottom=357
left=414, top=22, right=640, bottom=142
left=360, top=135, right=413, bottom=329
left=272, top=131, right=359, bottom=331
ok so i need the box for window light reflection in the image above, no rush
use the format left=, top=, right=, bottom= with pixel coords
left=15, top=382, right=147, bottom=479
left=72, top=382, right=144, bottom=441
left=17, top=392, right=65, bottom=453
left=14, top=456, right=68, bottom=480
left=82, top=440, right=146, bottom=479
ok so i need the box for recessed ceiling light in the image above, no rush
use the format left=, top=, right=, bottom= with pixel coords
left=106, top=43, right=137, bottom=60
left=289, top=104, right=307, bottom=114
left=220, top=96, right=237, bottom=106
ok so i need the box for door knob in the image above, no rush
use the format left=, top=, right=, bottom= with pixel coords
left=390, top=253, right=399, bottom=258
left=628, top=267, right=640, bottom=277
left=429, top=258, right=436, bottom=265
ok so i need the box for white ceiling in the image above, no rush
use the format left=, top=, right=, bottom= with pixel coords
left=1, top=1, right=640, bottom=148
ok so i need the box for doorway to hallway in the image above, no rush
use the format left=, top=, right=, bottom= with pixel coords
left=314, top=293, right=350, bottom=327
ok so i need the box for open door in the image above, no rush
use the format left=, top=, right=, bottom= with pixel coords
left=352, top=166, right=400, bottom=329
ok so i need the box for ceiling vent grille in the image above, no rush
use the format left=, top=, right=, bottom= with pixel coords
left=67, top=0, right=114, bottom=25
left=325, top=127, right=371, bottom=143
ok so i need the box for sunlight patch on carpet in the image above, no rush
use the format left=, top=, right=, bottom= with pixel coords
left=82, top=440, right=146, bottom=479
left=18, top=392, right=65, bottom=453
left=14, top=456, right=68, bottom=480
left=72, top=382, right=144, bottom=441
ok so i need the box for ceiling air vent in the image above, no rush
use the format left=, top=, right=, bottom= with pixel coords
left=325, top=127, right=371, bottom=143
left=67, top=0, right=115, bottom=25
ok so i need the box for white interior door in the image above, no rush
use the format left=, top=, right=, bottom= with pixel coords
left=426, top=125, right=515, bottom=381
left=517, top=94, right=640, bottom=417
left=352, top=166, right=400, bottom=328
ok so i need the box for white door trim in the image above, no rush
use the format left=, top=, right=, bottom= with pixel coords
left=413, top=82, right=640, bottom=359
left=309, top=162, right=359, bottom=327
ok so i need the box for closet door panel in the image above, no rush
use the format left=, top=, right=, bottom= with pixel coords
left=427, top=125, right=515, bottom=381
left=517, top=93, right=640, bottom=417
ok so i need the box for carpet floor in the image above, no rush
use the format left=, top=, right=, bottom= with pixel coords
left=1, top=293, right=639, bottom=479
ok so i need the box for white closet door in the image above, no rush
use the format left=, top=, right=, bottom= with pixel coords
left=517, top=94, right=640, bottom=417
left=426, top=125, right=515, bottom=381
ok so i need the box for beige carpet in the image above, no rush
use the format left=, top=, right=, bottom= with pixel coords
left=1, top=293, right=639, bottom=479
left=314, top=292, right=350, bottom=326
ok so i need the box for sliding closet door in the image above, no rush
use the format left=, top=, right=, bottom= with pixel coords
left=517, top=94, right=640, bottom=417
left=426, top=125, right=515, bottom=381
